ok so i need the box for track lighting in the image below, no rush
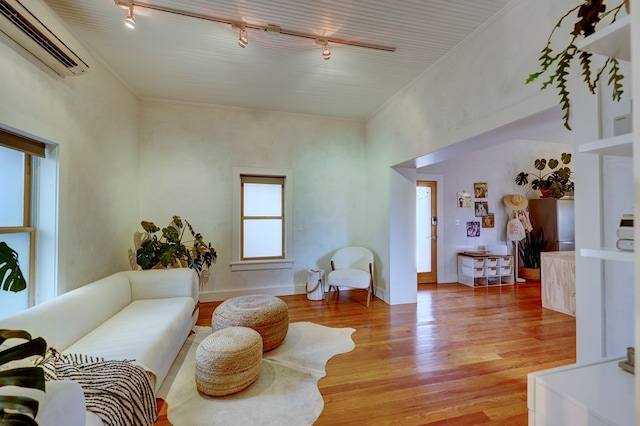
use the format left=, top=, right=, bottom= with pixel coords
left=322, top=43, right=331, bottom=60
left=238, top=27, right=248, bottom=48
left=124, top=5, right=135, bottom=30
left=317, top=39, right=331, bottom=60
left=114, top=1, right=396, bottom=54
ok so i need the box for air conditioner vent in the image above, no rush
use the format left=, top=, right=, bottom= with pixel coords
left=0, top=0, right=89, bottom=76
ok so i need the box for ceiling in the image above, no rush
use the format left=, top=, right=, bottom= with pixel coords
left=43, top=0, right=514, bottom=119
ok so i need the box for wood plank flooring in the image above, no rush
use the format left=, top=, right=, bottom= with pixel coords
left=157, top=281, right=576, bottom=425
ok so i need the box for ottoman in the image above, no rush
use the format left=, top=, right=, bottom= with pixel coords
left=195, top=326, right=262, bottom=396
left=212, top=294, right=289, bottom=351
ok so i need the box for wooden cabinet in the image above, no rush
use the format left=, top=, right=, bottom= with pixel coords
left=457, top=253, right=513, bottom=287
left=541, top=251, right=575, bottom=316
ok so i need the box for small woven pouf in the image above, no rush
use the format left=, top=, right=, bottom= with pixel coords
left=212, top=294, right=289, bottom=351
left=195, top=326, right=262, bottom=397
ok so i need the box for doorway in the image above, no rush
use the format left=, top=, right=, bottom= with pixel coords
left=416, top=181, right=437, bottom=284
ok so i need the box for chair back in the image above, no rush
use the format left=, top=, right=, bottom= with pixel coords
left=331, top=247, right=373, bottom=272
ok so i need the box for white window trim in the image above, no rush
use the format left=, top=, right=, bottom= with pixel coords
left=231, top=167, right=294, bottom=271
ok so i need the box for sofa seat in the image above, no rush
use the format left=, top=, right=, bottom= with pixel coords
left=64, top=297, right=195, bottom=392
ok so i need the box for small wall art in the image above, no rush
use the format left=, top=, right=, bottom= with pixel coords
left=467, top=221, right=480, bottom=237
left=457, top=191, right=471, bottom=208
left=474, top=182, right=488, bottom=198
left=482, top=214, right=495, bottom=228
left=474, top=201, right=488, bottom=217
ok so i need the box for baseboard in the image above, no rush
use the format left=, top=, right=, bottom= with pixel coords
left=200, top=284, right=307, bottom=302
left=201, top=285, right=385, bottom=303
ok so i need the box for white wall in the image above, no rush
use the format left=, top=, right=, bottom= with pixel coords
left=0, top=31, right=139, bottom=295
left=365, top=0, right=580, bottom=304
left=138, top=100, right=367, bottom=300
left=422, top=140, right=572, bottom=283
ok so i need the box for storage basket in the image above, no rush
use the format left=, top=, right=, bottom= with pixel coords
left=484, top=266, right=498, bottom=277
left=485, top=257, right=498, bottom=267
left=462, top=266, right=484, bottom=277
left=460, top=257, right=484, bottom=268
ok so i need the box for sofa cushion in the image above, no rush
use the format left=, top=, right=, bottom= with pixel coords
left=63, top=297, right=195, bottom=391
left=124, top=268, right=198, bottom=302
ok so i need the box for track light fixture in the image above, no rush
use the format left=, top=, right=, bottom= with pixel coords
left=238, top=27, right=248, bottom=48
left=113, top=1, right=396, bottom=56
left=322, top=43, right=330, bottom=60
left=124, top=5, right=135, bottom=29
left=317, top=39, right=331, bottom=60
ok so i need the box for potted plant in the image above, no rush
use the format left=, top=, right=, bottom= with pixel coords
left=518, top=229, right=548, bottom=281
left=134, top=216, right=217, bottom=284
left=515, top=153, right=574, bottom=199
left=526, top=0, right=627, bottom=130
left=1, top=242, right=47, bottom=425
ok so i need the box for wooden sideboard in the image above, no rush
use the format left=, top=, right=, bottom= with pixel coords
left=540, top=251, right=575, bottom=316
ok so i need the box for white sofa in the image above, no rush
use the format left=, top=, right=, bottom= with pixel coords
left=0, top=268, right=199, bottom=426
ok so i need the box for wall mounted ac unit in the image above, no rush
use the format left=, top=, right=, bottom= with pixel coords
left=0, top=0, right=89, bottom=76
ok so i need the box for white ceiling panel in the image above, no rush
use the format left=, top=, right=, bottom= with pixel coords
left=42, top=0, right=514, bottom=119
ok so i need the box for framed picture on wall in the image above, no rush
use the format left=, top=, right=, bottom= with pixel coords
left=457, top=191, right=471, bottom=208
left=474, top=182, right=488, bottom=198
left=474, top=201, right=488, bottom=217
left=482, top=214, right=495, bottom=228
left=467, top=221, right=480, bottom=237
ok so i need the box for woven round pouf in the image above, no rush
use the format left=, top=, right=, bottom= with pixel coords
left=195, top=326, right=262, bottom=397
left=212, top=294, right=289, bottom=351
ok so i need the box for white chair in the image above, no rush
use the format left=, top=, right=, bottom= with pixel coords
left=324, top=247, right=374, bottom=307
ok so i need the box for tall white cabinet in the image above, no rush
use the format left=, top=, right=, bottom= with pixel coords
left=527, top=9, right=639, bottom=426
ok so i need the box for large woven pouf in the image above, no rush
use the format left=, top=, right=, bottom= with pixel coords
left=212, top=294, right=289, bottom=351
left=195, top=326, right=262, bottom=397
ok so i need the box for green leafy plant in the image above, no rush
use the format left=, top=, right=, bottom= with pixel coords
left=515, top=153, right=574, bottom=199
left=0, top=242, right=27, bottom=293
left=0, top=245, right=47, bottom=425
left=526, top=0, right=626, bottom=130
left=518, top=229, right=548, bottom=269
left=135, top=216, right=217, bottom=278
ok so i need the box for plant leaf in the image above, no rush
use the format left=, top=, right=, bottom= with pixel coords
left=0, top=242, right=27, bottom=293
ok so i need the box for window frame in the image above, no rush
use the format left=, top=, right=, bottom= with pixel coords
left=0, top=131, right=44, bottom=307
left=231, top=167, right=293, bottom=271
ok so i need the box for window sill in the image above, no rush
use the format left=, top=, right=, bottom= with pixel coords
left=230, top=259, right=294, bottom=272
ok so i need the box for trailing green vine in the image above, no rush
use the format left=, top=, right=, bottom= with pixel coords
left=526, top=1, right=626, bottom=130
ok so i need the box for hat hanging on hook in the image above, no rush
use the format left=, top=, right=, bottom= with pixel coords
left=503, top=194, right=528, bottom=211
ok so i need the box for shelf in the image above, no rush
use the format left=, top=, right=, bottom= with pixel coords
left=575, top=14, right=630, bottom=61
left=578, top=133, right=632, bottom=156
left=580, top=248, right=634, bottom=262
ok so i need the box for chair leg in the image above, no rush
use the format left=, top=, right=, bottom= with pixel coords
left=325, top=285, right=333, bottom=303
left=366, top=286, right=371, bottom=307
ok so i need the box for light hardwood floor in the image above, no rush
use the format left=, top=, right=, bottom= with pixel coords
left=157, top=281, right=576, bottom=425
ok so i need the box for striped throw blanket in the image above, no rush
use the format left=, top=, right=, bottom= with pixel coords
left=43, top=352, right=157, bottom=426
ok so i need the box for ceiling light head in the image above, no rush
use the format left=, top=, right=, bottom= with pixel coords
left=316, top=39, right=331, bottom=60
left=124, top=5, right=135, bottom=29
left=322, top=44, right=331, bottom=60
left=238, top=28, right=248, bottom=48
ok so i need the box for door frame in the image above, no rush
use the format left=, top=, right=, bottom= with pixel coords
left=416, top=174, right=444, bottom=284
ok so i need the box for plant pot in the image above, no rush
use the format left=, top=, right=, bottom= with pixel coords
left=519, top=267, right=541, bottom=281
left=539, top=189, right=554, bottom=198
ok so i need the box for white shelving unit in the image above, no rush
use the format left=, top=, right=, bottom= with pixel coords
left=457, top=253, right=514, bottom=287
left=528, top=13, right=637, bottom=426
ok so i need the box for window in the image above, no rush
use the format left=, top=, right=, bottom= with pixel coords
left=241, top=175, right=285, bottom=260
left=0, top=130, right=45, bottom=317
left=232, top=168, right=293, bottom=271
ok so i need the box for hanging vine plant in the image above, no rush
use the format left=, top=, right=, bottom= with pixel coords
left=526, top=0, right=626, bottom=130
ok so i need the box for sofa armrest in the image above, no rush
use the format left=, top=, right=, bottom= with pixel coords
left=125, top=269, right=199, bottom=302
left=0, top=381, right=86, bottom=426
